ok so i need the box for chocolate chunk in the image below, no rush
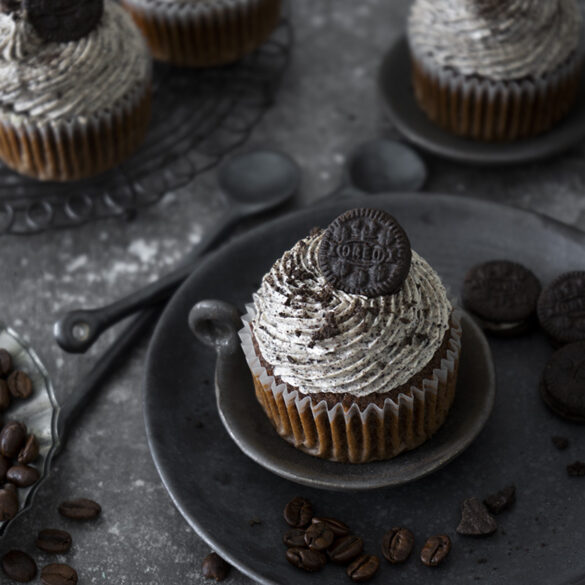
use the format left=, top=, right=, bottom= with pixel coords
left=0, top=348, right=13, bottom=377
left=457, top=498, right=497, bottom=536
left=318, top=208, right=411, bottom=297
left=283, top=497, right=313, bottom=528
left=567, top=461, right=585, bottom=477
left=484, top=485, right=516, bottom=514
left=540, top=341, right=585, bottom=422
left=462, top=260, right=541, bottom=335
left=25, top=0, right=104, bottom=43
left=552, top=436, right=569, bottom=450
left=537, top=271, right=585, bottom=345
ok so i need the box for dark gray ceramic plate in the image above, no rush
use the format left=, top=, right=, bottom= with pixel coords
left=192, top=309, right=493, bottom=491
left=144, top=194, right=585, bottom=585
left=379, top=36, right=585, bottom=166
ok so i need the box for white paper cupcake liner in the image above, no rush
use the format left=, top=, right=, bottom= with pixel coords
left=239, top=304, right=462, bottom=463
left=410, top=48, right=582, bottom=141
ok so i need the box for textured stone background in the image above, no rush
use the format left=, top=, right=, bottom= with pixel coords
left=1, top=1, right=585, bottom=583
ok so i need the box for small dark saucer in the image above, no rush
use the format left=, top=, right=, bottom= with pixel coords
left=379, top=36, right=585, bottom=166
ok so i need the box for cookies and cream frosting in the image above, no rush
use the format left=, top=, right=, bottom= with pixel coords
left=0, top=1, right=151, bottom=124
left=251, top=230, right=452, bottom=398
left=408, top=0, right=581, bottom=81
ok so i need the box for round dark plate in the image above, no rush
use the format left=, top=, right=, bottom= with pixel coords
left=209, top=310, right=493, bottom=490
left=145, top=194, right=585, bottom=585
left=379, top=36, right=585, bottom=166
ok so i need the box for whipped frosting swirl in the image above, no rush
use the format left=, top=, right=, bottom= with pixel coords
left=251, top=231, right=452, bottom=398
left=408, top=0, right=581, bottom=81
left=0, top=1, right=151, bottom=124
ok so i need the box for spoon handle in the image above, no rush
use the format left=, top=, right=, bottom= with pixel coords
left=54, top=210, right=240, bottom=354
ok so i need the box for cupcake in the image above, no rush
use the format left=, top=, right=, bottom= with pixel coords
left=0, top=0, right=152, bottom=181
left=239, top=209, right=462, bottom=464
left=407, top=0, right=583, bottom=141
left=121, top=0, right=282, bottom=68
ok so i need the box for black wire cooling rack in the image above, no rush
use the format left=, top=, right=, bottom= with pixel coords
left=0, top=17, right=293, bottom=235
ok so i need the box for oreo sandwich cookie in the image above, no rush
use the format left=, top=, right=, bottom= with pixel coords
left=462, top=260, right=541, bottom=336
left=540, top=341, right=585, bottom=423
left=318, top=208, right=412, bottom=297
left=537, top=271, right=585, bottom=346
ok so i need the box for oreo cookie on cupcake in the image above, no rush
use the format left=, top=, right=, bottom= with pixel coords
left=0, top=0, right=152, bottom=181
left=121, top=0, right=282, bottom=68
left=238, top=209, right=462, bottom=463
left=407, top=0, right=583, bottom=141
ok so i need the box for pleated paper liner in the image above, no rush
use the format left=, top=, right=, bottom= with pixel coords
left=239, top=305, right=462, bottom=464
left=122, top=0, right=282, bottom=68
left=0, top=82, right=152, bottom=182
left=410, top=52, right=582, bottom=142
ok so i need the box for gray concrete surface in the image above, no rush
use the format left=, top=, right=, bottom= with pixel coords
left=1, top=0, right=585, bottom=583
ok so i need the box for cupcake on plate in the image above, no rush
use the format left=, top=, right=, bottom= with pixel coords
left=121, top=0, right=282, bottom=68
left=239, top=208, right=462, bottom=464
left=407, top=0, right=583, bottom=141
left=0, top=0, right=152, bottom=181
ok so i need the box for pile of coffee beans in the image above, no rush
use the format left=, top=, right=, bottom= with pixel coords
left=0, top=348, right=40, bottom=522
left=1, top=497, right=101, bottom=583
left=282, top=496, right=452, bottom=581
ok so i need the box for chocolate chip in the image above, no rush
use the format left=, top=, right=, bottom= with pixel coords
left=537, top=271, right=585, bottom=345
left=484, top=485, right=516, bottom=514
left=457, top=498, right=498, bottom=536
left=0, top=348, right=13, bottom=377
left=318, top=208, right=412, bottom=297
left=420, top=535, right=451, bottom=567
left=58, top=498, right=101, bottom=520
left=201, top=552, right=230, bottom=581
left=552, top=436, right=569, bottom=450
left=25, top=0, right=104, bottom=43
left=285, top=547, right=326, bottom=572
left=567, top=461, right=585, bottom=476
left=462, top=260, right=541, bottom=335
left=7, top=371, right=32, bottom=399
left=381, top=527, right=414, bottom=564
left=540, top=341, right=585, bottom=422
left=283, top=497, right=312, bottom=528
left=2, top=550, right=37, bottom=582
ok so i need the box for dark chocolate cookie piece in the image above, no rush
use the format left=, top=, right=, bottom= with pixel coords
left=540, top=341, right=585, bottom=422
left=537, top=271, right=585, bottom=346
left=318, top=208, right=411, bottom=297
left=462, top=260, right=541, bottom=335
left=25, top=0, right=104, bottom=43
left=456, top=498, right=497, bottom=536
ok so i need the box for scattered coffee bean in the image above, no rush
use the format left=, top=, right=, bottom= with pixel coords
left=58, top=498, right=101, bottom=520
left=0, top=453, right=9, bottom=481
left=17, top=434, right=39, bottom=464
left=420, top=535, right=451, bottom=567
left=7, top=371, right=33, bottom=399
left=0, top=420, right=26, bottom=458
left=0, top=379, right=10, bottom=411
left=40, top=563, right=78, bottom=585
left=327, top=534, right=363, bottom=565
left=283, top=496, right=312, bottom=528
left=311, top=516, right=350, bottom=537
left=201, top=552, right=230, bottom=581
left=283, top=528, right=306, bottom=548
left=484, top=485, right=516, bottom=515
left=0, top=348, right=13, bottom=377
left=7, top=463, right=40, bottom=487
left=286, top=547, right=326, bottom=572
left=0, top=484, right=19, bottom=520
left=567, top=461, right=585, bottom=477
left=457, top=498, right=497, bottom=536
left=381, top=526, right=414, bottom=564
left=304, top=521, right=334, bottom=551
left=36, top=529, right=72, bottom=554
left=346, top=554, right=379, bottom=582
left=1, top=549, right=37, bottom=582
left=552, top=436, right=569, bottom=450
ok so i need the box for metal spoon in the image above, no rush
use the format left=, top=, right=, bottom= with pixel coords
left=54, top=149, right=301, bottom=354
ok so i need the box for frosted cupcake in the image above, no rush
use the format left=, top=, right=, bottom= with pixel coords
left=0, top=0, right=152, bottom=181
left=239, top=209, right=462, bottom=464
left=121, top=0, right=282, bottom=68
left=407, top=0, right=583, bottom=141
